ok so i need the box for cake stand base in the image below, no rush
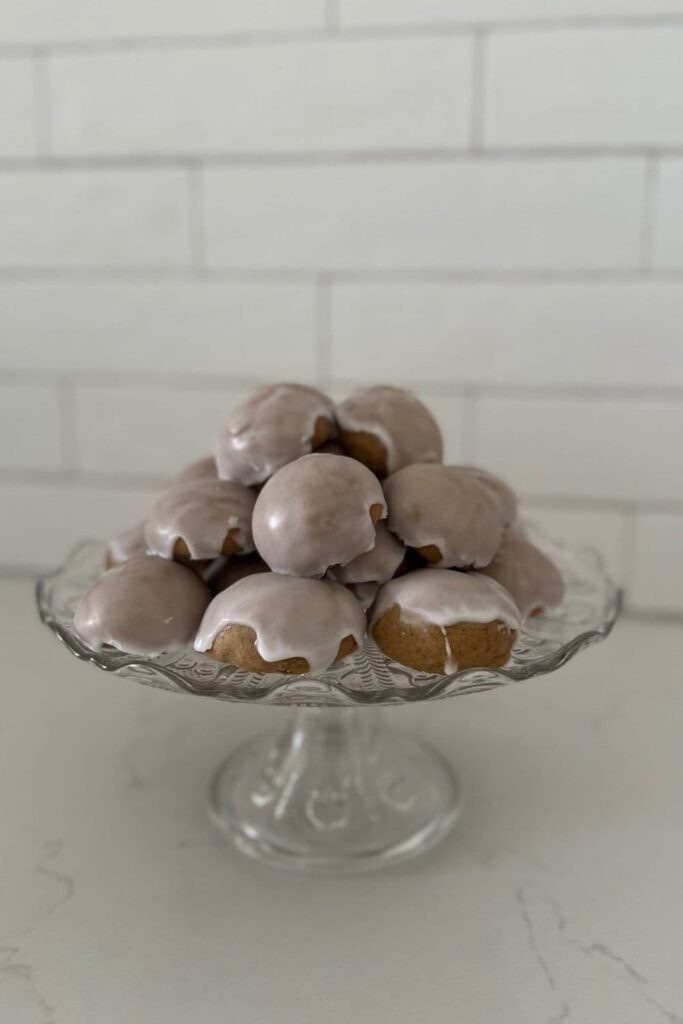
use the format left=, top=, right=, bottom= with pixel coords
left=208, top=707, right=460, bottom=874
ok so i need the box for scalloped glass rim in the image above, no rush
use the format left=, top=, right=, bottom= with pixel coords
left=36, top=526, right=622, bottom=707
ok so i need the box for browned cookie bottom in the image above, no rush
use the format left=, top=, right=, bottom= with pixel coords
left=372, top=604, right=516, bottom=674
left=339, top=428, right=388, bottom=476
left=205, top=625, right=358, bottom=674
left=311, top=415, right=335, bottom=451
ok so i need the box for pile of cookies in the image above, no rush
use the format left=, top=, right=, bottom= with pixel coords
left=74, top=383, right=563, bottom=676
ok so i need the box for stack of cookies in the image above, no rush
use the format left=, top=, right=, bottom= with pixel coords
left=74, top=383, right=564, bottom=676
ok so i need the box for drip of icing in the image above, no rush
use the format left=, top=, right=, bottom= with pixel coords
left=216, top=383, right=335, bottom=486
left=194, top=573, right=366, bottom=674
left=74, top=555, right=210, bottom=656
left=442, top=628, right=458, bottom=673
left=329, top=522, right=405, bottom=584
left=252, top=453, right=387, bottom=577
left=384, top=463, right=505, bottom=568
left=480, top=530, right=564, bottom=618
left=335, top=386, right=442, bottom=474
left=145, top=478, right=255, bottom=560
left=371, top=569, right=521, bottom=633
left=106, top=523, right=148, bottom=566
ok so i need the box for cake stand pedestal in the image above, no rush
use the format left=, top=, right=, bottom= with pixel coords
left=209, top=706, right=459, bottom=873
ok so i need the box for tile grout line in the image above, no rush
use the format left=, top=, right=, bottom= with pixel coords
left=620, top=504, right=638, bottom=602
left=3, top=13, right=683, bottom=56
left=469, top=29, right=486, bottom=151
left=460, top=386, right=479, bottom=462
left=326, top=0, right=339, bottom=32
left=31, top=46, right=53, bottom=157
left=56, top=377, right=80, bottom=472
left=639, top=154, right=659, bottom=272
left=4, top=147, right=683, bottom=171
left=186, top=164, right=206, bottom=275
left=316, top=275, right=332, bottom=384
left=3, top=369, right=683, bottom=403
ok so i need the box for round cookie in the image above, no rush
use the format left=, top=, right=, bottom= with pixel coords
left=335, top=386, right=442, bottom=476
left=174, top=455, right=217, bottom=486
left=481, top=530, right=564, bottom=618
left=329, top=522, right=405, bottom=586
left=384, top=463, right=505, bottom=568
left=194, top=573, right=366, bottom=674
left=216, top=383, right=335, bottom=486
left=105, top=523, right=148, bottom=568
left=74, top=555, right=210, bottom=656
left=456, top=465, right=518, bottom=525
left=370, top=569, right=520, bottom=674
left=145, top=478, right=255, bottom=561
left=206, top=552, right=270, bottom=594
left=252, top=453, right=387, bottom=577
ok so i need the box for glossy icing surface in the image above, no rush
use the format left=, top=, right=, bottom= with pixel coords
left=335, top=386, right=442, bottom=474
left=371, top=568, right=521, bottom=631
left=329, top=522, right=405, bottom=585
left=106, top=523, right=148, bottom=566
left=384, top=463, right=505, bottom=568
left=194, top=573, right=366, bottom=674
left=252, top=453, right=387, bottom=577
left=74, top=555, right=210, bottom=656
left=216, top=383, right=334, bottom=486
left=145, top=478, right=256, bottom=560
left=481, top=530, right=564, bottom=618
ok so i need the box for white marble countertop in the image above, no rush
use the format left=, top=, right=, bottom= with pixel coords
left=2, top=578, right=682, bottom=1024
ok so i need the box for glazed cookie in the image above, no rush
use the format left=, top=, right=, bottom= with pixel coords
left=105, top=523, right=148, bottom=568
left=205, top=552, right=270, bottom=594
left=252, top=453, right=387, bottom=577
left=194, top=573, right=366, bottom=674
left=145, top=478, right=255, bottom=561
left=384, top=463, right=505, bottom=568
left=370, top=569, right=520, bottom=674
left=217, top=383, right=335, bottom=486
left=173, top=455, right=217, bottom=486
left=74, top=556, right=210, bottom=656
left=329, top=522, right=405, bottom=586
left=456, top=466, right=518, bottom=526
left=335, top=386, right=442, bottom=476
left=481, top=530, right=564, bottom=618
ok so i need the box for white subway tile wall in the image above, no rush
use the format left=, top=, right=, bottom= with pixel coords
left=0, top=58, right=38, bottom=156
left=0, top=0, right=681, bottom=618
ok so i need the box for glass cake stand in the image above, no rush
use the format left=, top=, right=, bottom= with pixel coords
left=36, top=527, right=621, bottom=875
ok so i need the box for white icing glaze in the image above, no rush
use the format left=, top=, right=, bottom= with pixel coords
left=216, top=383, right=335, bottom=486
left=371, top=568, right=521, bottom=633
left=174, top=455, right=218, bottom=486
left=252, top=453, right=387, bottom=577
left=74, top=555, right=210, bottom=656
left=145, top=478, right=256, bottom=560
left=480, top=530, right=564, bottom=618
left=329, top=522, right=405, bottom=584
left=456, top=465, right=518, bottom=525
left=335, top=386, right=443, bottom=474
left=106, top=523, right=148, bottom=566
left=384, top=463, right=505, bottom=568
left=194, top=573, right=366, bottom=674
